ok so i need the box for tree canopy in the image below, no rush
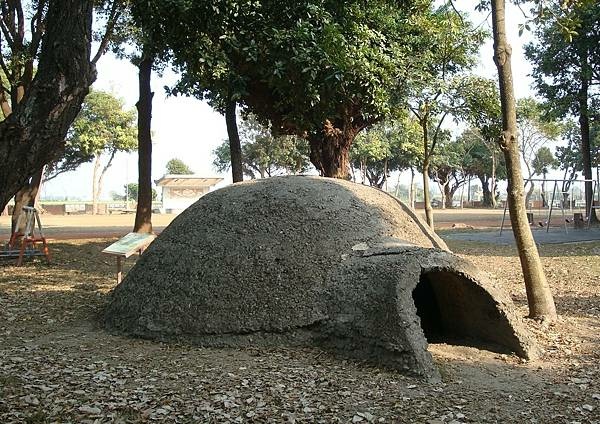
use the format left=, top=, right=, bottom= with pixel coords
left=166, top=158, right=194, bottom=175
left=133, top=0, right=433, bottom=178
left=213, top=114, right=311, bottom=179
left=350, top=117, right=423, bottom=188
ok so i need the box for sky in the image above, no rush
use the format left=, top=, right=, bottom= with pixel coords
left=42, top=2, right=538, bottom=201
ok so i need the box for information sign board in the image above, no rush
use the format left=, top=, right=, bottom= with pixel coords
left=102, top=232, right=156, bottom=258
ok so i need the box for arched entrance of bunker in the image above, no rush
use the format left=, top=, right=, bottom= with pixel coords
left=412, top=269, right=513, bottom=354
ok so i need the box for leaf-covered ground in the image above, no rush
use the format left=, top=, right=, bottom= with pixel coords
left=0, top=237, right=599, bottom=423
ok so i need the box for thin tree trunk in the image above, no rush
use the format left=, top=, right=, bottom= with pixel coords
left=134, top=49, right=154, bottom=233
left=410, top=167, right=416, bottom=209
left=526, top=181, right=535, bottom=207
left=541, top=174, right=547, bottom=207
left=491, top=154, right=497, bottom=208
left=421, top=117, right=434, bottom=228
left=92, top=150, right=116, bottom=215
left=423, top=158, right=434, bottom=230
left=225, top=100, right=243, bottom=183
left=437, top=181, right=446, bottom=210
left=92, top=154, right=101, bottom=215
left=383, top=158, right=388, bottom=191
left=578, top=69, right=597, bottom=222
left=491, top=0, right=556, bottom=321
left=467, top=176, right=472, bottom=204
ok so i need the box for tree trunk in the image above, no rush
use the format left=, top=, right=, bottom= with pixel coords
left=11, top=167, right=44, bottom=234
left=541, top=174, right=547, bottom=208
left=420, top=117, right=434, bottom=228
left=438, top=182, right=446, bottom=210
left=481, top=176, right=493, bottom=207
left=308, top=120, right=357, bottom=179
left=409, top=167, right=416, bottom=209
left=444, top=183, right=453, bottom=209
left=578, top=69, right=597, bottom=222
left=92, top=154, right=101, bottom=215
left=491, top=0, right=557, bottom=321
left=0, top=0, right=95, bottom=213
left=423, top=157, right=434, bottom=230
left=525, top=181, right=535, bottom=207
left=225, top=100, right=243, bottom=183
left=491, top=154, right=497, bottom=208
left=134, top=49, right=154, bottom=233
left=92, top=150, right=116, bottom=215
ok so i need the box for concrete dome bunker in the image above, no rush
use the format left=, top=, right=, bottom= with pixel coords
left=103, top=176, right=537, bottom=380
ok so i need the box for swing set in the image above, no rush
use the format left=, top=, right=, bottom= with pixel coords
left=500, top=178, right=599, bottom=235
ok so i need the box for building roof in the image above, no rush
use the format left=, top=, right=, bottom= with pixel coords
left=155, top=175, right=224, bottom=188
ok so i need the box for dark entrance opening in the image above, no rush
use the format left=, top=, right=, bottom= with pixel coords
left=412, top=269, right=516, bottom=354
left=412, top=272, right=444, bottom=342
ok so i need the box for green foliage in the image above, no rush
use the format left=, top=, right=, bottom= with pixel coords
left=408, top=6, right=488, bottom=168
left=350, top=117, right=423, bottom=187
left=213, top=114, right=311, bottom=178
left=532, top=146, right=558, bottom=176
left=46, top=90, right=137, bottom=179
left=555, top=120, right=600, bottom=177
left=457, top=128, right=507, bottom=182
left=516, top=97, right=561, bottom=178
left=166, top=158, right=194, bottom=174
left=524, top=1, right=600, bottom=119
left=429, top=135, right=467, bottom=184
left=134, top=0, right=432, bottom=140
left=113, top=183, right=157, bottom=201
left=461, top=77, right=502, bottom=144
left=70, top=90, right=137, bottom=153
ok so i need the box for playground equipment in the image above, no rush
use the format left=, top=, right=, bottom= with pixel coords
left=1, top=206, right=51, bottom=266
left=500, top=178, right=598, bottom=235
left=586, top=180, right=600, bottom=229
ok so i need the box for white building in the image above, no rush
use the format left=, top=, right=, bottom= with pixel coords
left=155, top=175, right=225, bottom=214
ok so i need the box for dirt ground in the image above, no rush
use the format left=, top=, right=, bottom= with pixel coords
left=1, top=212, right=599, bottom=423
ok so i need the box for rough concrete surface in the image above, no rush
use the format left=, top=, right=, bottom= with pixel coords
left=103, top=176, right=536, bottom=379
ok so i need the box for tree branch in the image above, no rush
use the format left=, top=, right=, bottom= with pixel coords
left=91, top=0, right=122, bottom=65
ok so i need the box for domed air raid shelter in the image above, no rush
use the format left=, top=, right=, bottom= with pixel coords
left=103, top=176, right=537, bottom=380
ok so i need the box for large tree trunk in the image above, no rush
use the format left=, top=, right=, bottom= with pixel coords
left=481, top=177, right=493, bottom=207
left=134, top=49, right=154, bottom=233
left=308, top=120, right=356, bottom=179
left=225, top=100, right=243, bottom=183
left=491, top=0, right=557, bottom=321
left=444, top=184, right=453, bottom=209
left=11, top=167, right=44, bottom=234
left=0, top=0, right=95, bottom=213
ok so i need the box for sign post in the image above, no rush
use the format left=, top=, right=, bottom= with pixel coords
left=102, top=233, right=156, bottom=283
